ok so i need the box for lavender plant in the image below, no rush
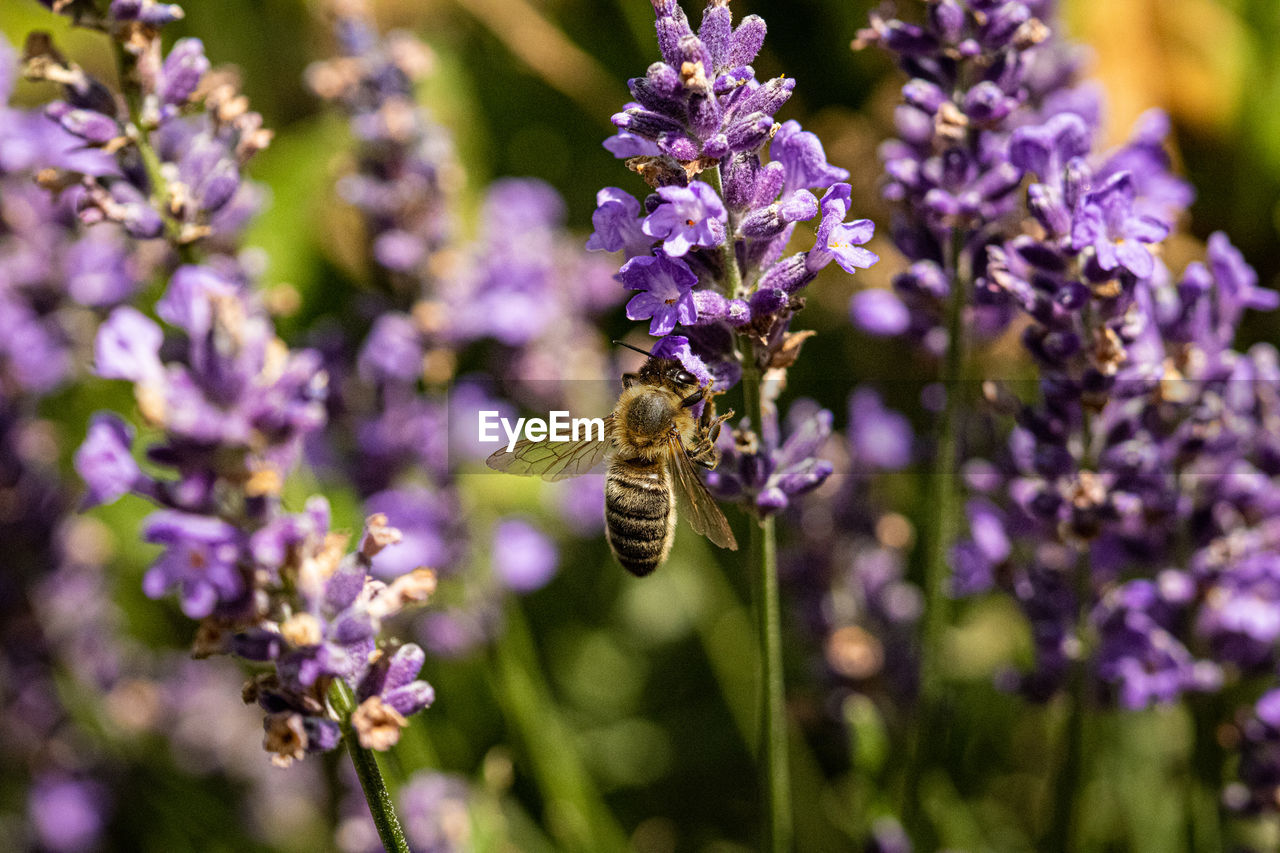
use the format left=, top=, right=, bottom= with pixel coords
left=591, top=2, right=880, bottom=847
left=853, top=3, right=1280, bottom=848
left=307, top=4, right=631, bottom=849
left=855, top=0, right=1280, bottom=845
left=852, top=6, right=1102, bottom=817
left=14, top=5, right=440, bottom=849
left=0, top=32, right=145, bottom=848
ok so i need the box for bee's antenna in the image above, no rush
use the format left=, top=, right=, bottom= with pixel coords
left=613, top=340, right=656, bottom=358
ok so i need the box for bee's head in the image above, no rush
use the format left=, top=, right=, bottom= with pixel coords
left=615, top=341, right=703, bottom=394
left=642, top=357, right=700, bottom=393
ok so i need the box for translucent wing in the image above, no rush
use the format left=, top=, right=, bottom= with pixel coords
left=666, top=433, right=738, bottom=550
left=485, top=417, right=614, bottom=482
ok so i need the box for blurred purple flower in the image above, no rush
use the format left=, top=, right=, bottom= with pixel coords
left=1070, top=172, right=1169, bottom=278
left=28, top=775, right=109, bottom=853
left=847, top=389, right=913, bottom=471
left=492, top=519, right=558, bottom=593
left=586, top=187, right=651, bottom=259
left=75, top=413, right=141, bottom=508
left=142, top=510, right=244, bottom=619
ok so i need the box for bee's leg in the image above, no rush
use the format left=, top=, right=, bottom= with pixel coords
left=689, top=405, right=733, bottom=469
left=679, top=389, right=704, bottom=408
left=689, top=443, right=721, bottom=469
left=706, top=408, right=733, bottom=443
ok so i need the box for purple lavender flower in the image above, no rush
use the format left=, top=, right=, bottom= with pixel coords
left=28, top=25, right=268, bottom=248
left=598, top=0, right=878, bottom=412
left=93, top=306, right=164, bottom=384
left=142, top=510, right=245, bottom=619
left=771, top=119, right=849, bottom=194
left=805, top=186, right=878, bottom=276
left=1069, top=172, right=1169, bottom=278
left=956, top=108, right=1280, bottom=713
left=365, top=486, right=464, bottom=580
left=492, top=519, right=559, bottom=593
left=850, top=289, right=911, bottom=336
left=707, top=401, right=835, bottom=516
left=75, top=413, right=143, bottom=508
left=619, top=252, right=699, bottom=336
left=586, top=187, right=652, bottom=259
left=847, top=389, right=913, bottom=471
left=1228, top=690, right=1280, bottom=814
left=27, top=775, right=110, bottom=853
left=35, top=4, right=444, bottom=771
left=355, top=643, right=436, bottom=724
left=641, top=181, right=727, bottom=256
left=397, top=772, right=472, bottom=853
left=307, top=11, right=456, bottom=297
left=855, top=0, right=1094, bottom=349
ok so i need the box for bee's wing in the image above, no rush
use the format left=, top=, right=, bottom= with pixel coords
left=485, top=416, right=614, bottom=482
left=666, top=433, right=738, bottom=550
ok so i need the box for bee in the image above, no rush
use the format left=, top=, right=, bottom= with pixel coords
left=485, top=342, right=738, bottom=575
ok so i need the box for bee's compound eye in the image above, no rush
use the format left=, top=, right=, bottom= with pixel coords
left=675, top=370, right=697, bottom=386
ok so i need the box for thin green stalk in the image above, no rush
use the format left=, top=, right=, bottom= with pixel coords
left=1187, top=696, right=1225, bottom=853
left=740, top=359, right=791, bottom=852
left=750, top=504, right=791, bottom=853
left=488, top=601, right=629, bottom=853
left=713, top=155, right=791, bottom=851
left=328, top=680, right=411, bottom=853
left=902, top=226, right=968, bottom=833
left=112, top=39, right=201, bottom=262
left=704, top=165, right=744, bottom=298
left=1046, top=544, right=1091, bottom=853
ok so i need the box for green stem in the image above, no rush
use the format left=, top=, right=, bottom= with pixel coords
left=711, top=157, right=789, bottom=849
left=1047, top=545, right=1091, bottom=853
left=741, top=363, right=792, bottom=853
left=328, top=680, right=411, bottom=853
left=902, top=226, right=968, bottom=833
left=1188, top=695, right=1225, bottom=853
left=488, top=601, right=629, bottom=853
left=111, top=39, right=199, bottom=262
left=704, top=164, right=744, bottom=298
left=711, top=157, right=788, bottom=845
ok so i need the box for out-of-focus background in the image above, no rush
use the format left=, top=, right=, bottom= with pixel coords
left=1, top=1, right=1278, bottom=851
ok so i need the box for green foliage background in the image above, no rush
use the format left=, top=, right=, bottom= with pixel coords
left=3, top=0, right=1279, bottom=850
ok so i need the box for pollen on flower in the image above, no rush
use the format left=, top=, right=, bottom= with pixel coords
left=264, top=711, right=309, bottom=767
left=135, top=381, right=167, bottom=426
left=368, top=568, right=438, bottom=620
left=1091, top=279, right=1122, bottom=298
left=679, top=60, right=707, bottom=90
left=351, top=696, right=407, bottom=750
left=360, top=513, right=403, bottom=558
left=244, top=466, right=282, bottom=498
left=280, top=612, right=323, bottom=647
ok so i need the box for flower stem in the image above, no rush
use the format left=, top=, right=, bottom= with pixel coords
left=704, top=164, right=744, bottom=298
left=902, top=226, right=967, bottom=833
left=1187, top=695, right=1225, bottom=853
left=740, top=361, right=792, bottom=853
left=111, top=39, right=199, bottom=263
left=710, top=155, right=789, bottom=850
left=327, top=679, right=411, bottom=853
left=489, top=601, right=630, bottom=853
left=1047, top=544, right=1092, bottom=853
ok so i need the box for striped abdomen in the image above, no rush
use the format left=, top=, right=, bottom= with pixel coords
left=605, top=458, right=675, bottom=577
